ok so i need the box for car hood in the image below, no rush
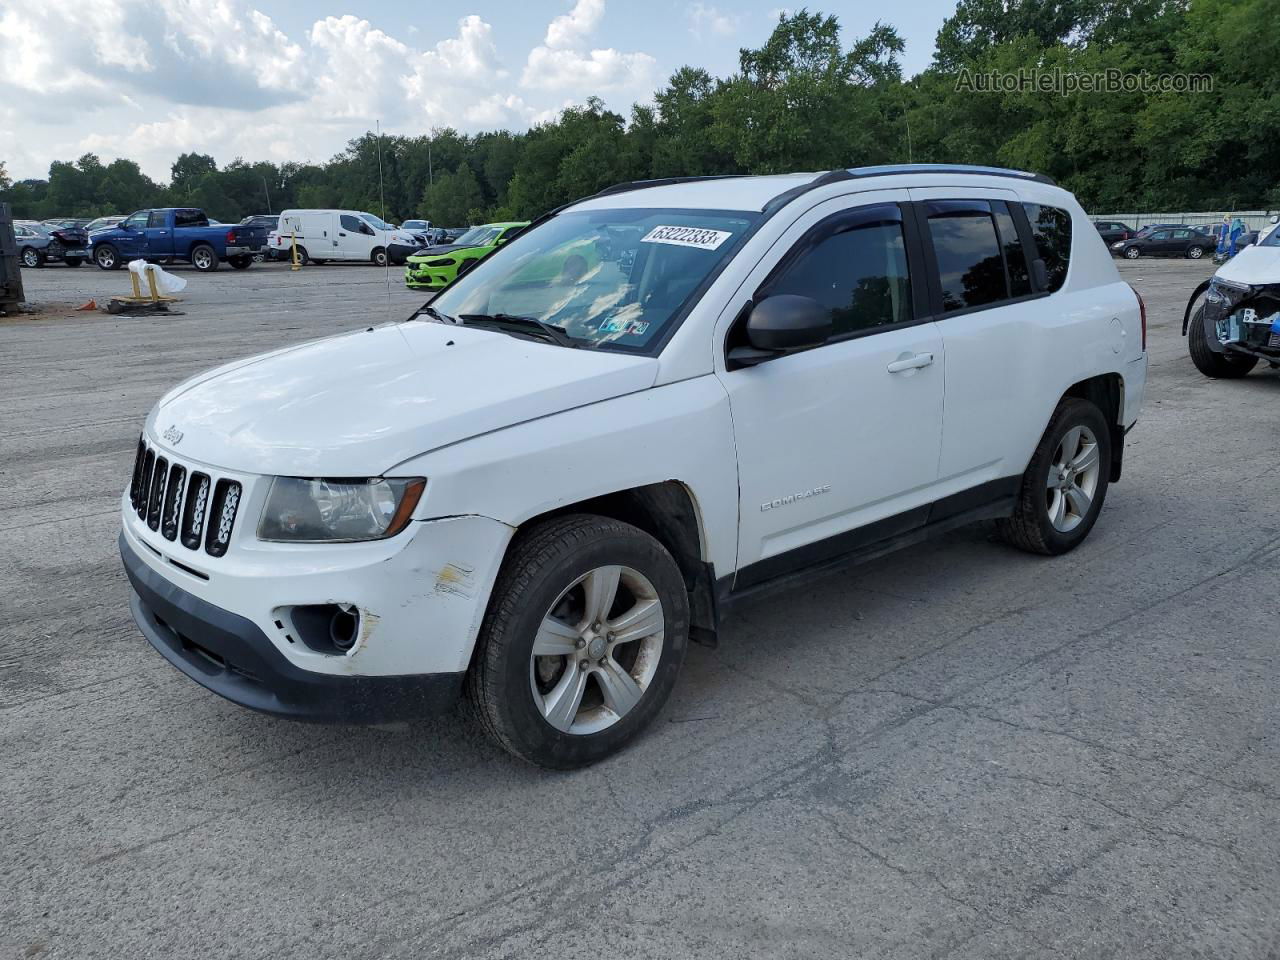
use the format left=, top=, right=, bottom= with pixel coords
left=1214, top=244, right=1280, bottom=286
left=150, top=322, right=660, bottom=476
left=408, top=243, right=479, bottom=259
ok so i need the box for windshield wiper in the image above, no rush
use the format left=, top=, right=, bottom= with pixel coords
left=458, top=313, right=580, bottom=348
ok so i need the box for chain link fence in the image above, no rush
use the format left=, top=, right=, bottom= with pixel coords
left=1089, top=210, right=1278, bottom=231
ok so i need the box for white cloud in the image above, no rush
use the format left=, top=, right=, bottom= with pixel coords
left=544, top=0, right=604, bottom=49
left=523, top=46, right=656, bottom=90
left=688, top=4, right=739, bottom=39
left=523, top=0, right=656, bottom=92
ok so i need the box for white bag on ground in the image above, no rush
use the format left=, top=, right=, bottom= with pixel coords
left=128, top=259, right=187, bottom=295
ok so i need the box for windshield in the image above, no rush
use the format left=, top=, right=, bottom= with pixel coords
left=360, top=213, right=394, bottom=231
left=428, top=207, right=758, bottom=352
left=403, top=220, right=428, bottom=229
left=1260, top=226, right=1280, bottom=248
left=455, top=225, right=503, bottom=247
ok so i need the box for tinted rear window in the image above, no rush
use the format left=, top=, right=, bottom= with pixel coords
left=1023, top=203, right=1072, bottom=293
left=926, top=200, right=1008, bottom=312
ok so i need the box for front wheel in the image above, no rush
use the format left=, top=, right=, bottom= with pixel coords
left=191, top=245, right=219, bottom=272
left=227, top=255, right=252, bottom=270
left=20, top=247, right=42, bottom=268
left=467, top=515, right=689, bottom=769
left=94, top=245, right=120, bottom=270
left=63, top=257, right=84, bottom=268
left=371, top=247, right=387, bottom=267
left=1187, top=305, right=1258, bottom=378
left=1123, top=246, right=1141, bottom=259
left=997, top=397, right=1111, bottom=556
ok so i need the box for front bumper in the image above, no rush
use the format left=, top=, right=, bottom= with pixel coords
left=404, top=261, right=456, bottom=289
left=121, top=532, right=464, bottom=722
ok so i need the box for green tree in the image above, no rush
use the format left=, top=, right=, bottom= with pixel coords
left=420, top=165, right=485, bottom=225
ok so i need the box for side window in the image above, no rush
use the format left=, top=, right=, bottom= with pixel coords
left=173, top=209, right=207, bottom=227
left=1173, top=229, right=1191, bottom=240
left=147, top=211, right=167, bottom=228
left=340, top=214, right=363, bottom=232
left=926, top=200, right=1008, bottom=312
left=992, top=201, right=1030, bottom=297
left=122, top=212, right=148, bottom=230
left=764, top=205, right=912, bottom=338
left=1150, top=230, right=1169, bottom=241
left=1022, top=203, right=1072, bottom=293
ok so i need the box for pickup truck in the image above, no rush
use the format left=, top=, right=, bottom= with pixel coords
left=89, top=208, right=268, bottom=272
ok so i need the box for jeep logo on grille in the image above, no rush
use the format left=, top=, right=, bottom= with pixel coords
left=162, top=424, right=184, bottom=446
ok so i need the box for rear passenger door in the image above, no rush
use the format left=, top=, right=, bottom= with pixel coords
left=908, top=188, right=1065, bottom=495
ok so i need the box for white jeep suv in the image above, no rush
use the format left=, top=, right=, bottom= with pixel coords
left=120, top=164, right=1148, bottom=768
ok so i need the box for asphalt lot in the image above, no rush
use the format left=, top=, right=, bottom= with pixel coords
left=3, top=256, right=1278, bottom=959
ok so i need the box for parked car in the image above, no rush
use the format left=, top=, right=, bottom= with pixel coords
left=265, top=209, right=419, bottom=266
left=1093, top=220, right=1133, bottom=244
left=89, top=208, right=268, bottom=271
left=15, top=220, right=89, bottom=267
left=1110, top=225, right=1210, bottom=259
left=85, top=215, right=125, bottom=234
left=1183, top=224, right=1280, bottom=377
left=42, top=217, right=92, bottom=230
left=119, top=164, right=1146, bottom=767
left=403, top=221, right=529, bottom=289
left=239, top=215, right=280, bottom=261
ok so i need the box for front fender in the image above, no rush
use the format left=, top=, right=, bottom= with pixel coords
left=1182, top=278, right=1213, bottom=336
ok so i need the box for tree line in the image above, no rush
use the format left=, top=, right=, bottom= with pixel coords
left=3, top=0, right=1276, bottom=226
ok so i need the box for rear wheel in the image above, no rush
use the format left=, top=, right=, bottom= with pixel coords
left=94, top=245, right=120, bottom=270
left=1187, top=245, right=1205, bottom=259
left=1187, top=305, right=1258, bottom=378
left=467, top=515, right=689, bottom=769
left=20, top=247, right=42, bottom=268
left=191, top=244, right=219, bottom=272
left=997, top=398, right=1111, bottom=556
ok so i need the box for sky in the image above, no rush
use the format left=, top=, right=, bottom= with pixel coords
left=0, top=0, right=958, bottom=183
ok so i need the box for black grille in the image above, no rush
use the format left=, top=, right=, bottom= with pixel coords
left=127, top=440, right=241, bottom=560
left=181, top=472, right=211, bottom=551
left=161, top=463, right=186, bottom=541
left=205, top=479, right=243, bottom=557
left=1270, top=332, right=1280, bottom=349
left=146, top=457, right=168, bottom=530
left=138, top=448, right=155, bottom=519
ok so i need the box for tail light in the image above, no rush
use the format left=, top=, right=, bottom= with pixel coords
left=1129, top=284, right=1146, bottom=351
left=226, top=229, right=236, bottom=243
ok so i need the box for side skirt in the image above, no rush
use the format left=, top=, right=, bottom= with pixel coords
left=717, top=477, right=1019, bottom=619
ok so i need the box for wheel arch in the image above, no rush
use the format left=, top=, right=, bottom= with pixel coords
left=508, top=481, right=719, bottom=647
left=1062, top=373, right=1124, bottom=482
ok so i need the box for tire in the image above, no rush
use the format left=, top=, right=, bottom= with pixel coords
left=371, top=246, right=387, bottom=267
left=63, top=257, right=83, bottom=268
left=467, top=515, right=689, bottom=769
left=20, top=247, right=42, bottom=268
left=294, top=246, right=310, bottom=265
left=1187, top=305, right=1258, bottom=378
left=310, top=258, right=327, bottom=265
left=228, top=255, right=252, bottom=270
left=997, top=397, right=1112, bottom=556
left=191, top=245, right=219, bottom=272
left=1123, top=246, right=1141, bottom=259
left=1186, top=245, right=1205, bottom=259
left=95, top=245, right=120, bottom=270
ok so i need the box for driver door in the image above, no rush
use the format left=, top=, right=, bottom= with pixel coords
left=717, top=191, right=945, bottom=587
left=115, top=212, right=149, bottom=258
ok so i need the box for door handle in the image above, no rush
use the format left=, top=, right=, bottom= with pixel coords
left=886, top=352, right=934, bottom=373
left=338, top=232, right=347, bottom=236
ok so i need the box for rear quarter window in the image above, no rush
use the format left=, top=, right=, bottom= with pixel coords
left=1023, top=203, right=1072, bottom=293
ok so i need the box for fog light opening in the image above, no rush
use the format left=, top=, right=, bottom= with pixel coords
left=330, top=605, right=359, bottom=652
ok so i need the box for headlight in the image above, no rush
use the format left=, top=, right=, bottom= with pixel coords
left=257, top=477, right=426, bottom=542
left=423, top=258, right=455, bottom=267
left=1111, top=241, right=1125, bottom=248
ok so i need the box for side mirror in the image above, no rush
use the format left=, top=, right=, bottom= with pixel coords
left=1271, top=215, right=1278, bottom=224
left=728, top=295, right=831, bottom=367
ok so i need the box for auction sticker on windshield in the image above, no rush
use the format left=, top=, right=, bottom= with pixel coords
left=641, top=225, right=733, bottom=250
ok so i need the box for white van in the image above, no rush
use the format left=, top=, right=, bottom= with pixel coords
left=268, top=209, right=418, bottom=266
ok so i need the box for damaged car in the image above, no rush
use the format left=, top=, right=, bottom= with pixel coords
left=1184, top=226, right=1280, bottom=377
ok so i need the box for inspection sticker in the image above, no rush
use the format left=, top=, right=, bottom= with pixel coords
left=640, top=225, right=733, bottom=251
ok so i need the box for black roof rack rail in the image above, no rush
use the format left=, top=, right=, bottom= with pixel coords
left=841, top=163, right=1056, bottom=185
left=591, top=175, right=747, bottom=198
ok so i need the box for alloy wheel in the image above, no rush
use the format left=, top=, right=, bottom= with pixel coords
left=529, top=564, right=665, bottom=735
left=1046, top=424, right=1101, bottom=533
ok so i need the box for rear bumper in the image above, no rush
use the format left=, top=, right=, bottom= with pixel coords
left=120, top=532, right=464, bottom=723
left=224, top=244, right=261, bottom=257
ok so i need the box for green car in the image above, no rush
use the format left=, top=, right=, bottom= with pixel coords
left=404, top=221, right=530, bottom=289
